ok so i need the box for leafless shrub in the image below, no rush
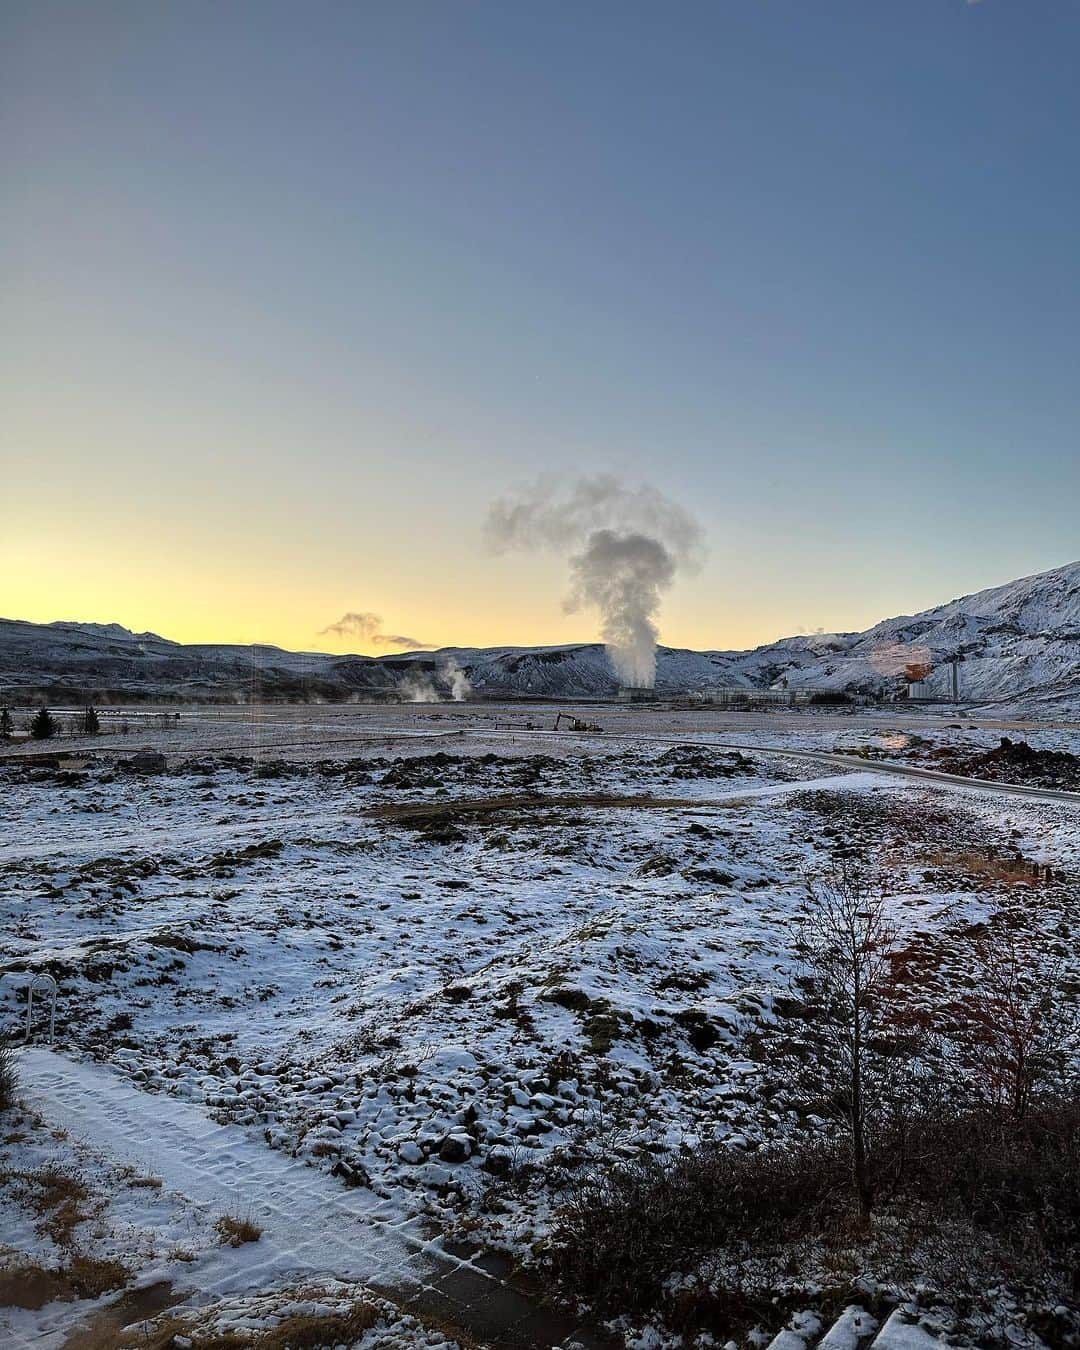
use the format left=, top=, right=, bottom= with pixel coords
left=945, top=927, right=1080, bottom=1120
left=548, top=1138, right=851, bottom=1316
left=885, top=1100, right=1080, bottom=1323
left=547, top=1100, right=1080, bottom=1337
left=0, top=1038, right=17, bottom=1111
left=798, top=862, right=902, bottom=1226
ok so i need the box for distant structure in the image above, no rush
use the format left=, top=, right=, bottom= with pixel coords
left=617, top=686, right=655, bottom=703
left=907, top=656, right=962, bottom=704
left=683, top=687, right=819, bottom=708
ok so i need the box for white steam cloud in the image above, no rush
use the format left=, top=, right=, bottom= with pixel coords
left=439, top=656, right=472, bottom=702
left=398, top=671, right=439, bottom=702
left=485, top=475, right=704, bottom=689
left=396, top=656, right=472, bottom=703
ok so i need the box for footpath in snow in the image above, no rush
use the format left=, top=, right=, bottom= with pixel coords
left=12, top=1050, right=599, bottom=1350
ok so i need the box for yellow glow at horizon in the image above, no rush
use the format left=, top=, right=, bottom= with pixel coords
left=4, top=532, right=808, bottom=657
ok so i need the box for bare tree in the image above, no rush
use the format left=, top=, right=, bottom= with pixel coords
left=947, top=926, right=1079, bottom=1121
left=799, top=862, right=900, bottom=1228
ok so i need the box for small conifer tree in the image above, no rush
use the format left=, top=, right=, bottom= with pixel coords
left=30, top=707, right=57, bottom=740
left=83, top=706, right=101, bottom=735
left=0, top=708, right=12, bottom=739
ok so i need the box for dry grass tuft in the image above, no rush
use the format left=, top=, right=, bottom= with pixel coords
left=67, top=1253, right=131, bottom=1298
left=0, top=1253, right=130, bottom=1312
left=0, top=1262, right=69, bottom=1310
left=25, top=1164, right=93, bottom=1246
left=215, top=1213, right=263, bottom=1246
left=921, top=847, right=1050, bottom=886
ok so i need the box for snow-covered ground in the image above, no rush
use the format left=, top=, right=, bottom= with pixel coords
left=3, top=698, right=1079, bottom=767
left=2, top=714, right=1078, bottom=1345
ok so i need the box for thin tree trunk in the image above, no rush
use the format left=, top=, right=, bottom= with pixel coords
left=850, top=966, right=872, bottom=1229
left=850, top=1028, right=872, bottom=1229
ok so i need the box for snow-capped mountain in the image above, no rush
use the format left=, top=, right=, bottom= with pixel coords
left=2, top=561, right=1078, bottom=711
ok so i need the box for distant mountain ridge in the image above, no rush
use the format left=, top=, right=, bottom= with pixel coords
left=2, top=560, right=1079, bottom=712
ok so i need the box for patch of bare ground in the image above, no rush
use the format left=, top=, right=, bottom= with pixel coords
left=886, top=895, right=1080, bottom=1024
left=0, top=1115, right=135, bottom=1317
left=790, top=788, right=991, bottom=852
left=0, top=1263, right=70, bottom=1310
left=927, top=737, right=1080, bottom=791
left=0, top=1255, right=131, bottom=1311
left=60, top=1281, right=183, bottom=1350
left=790, top=789, right=1067, bottom=887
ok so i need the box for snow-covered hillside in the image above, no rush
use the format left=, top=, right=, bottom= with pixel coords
left=2, top=560, right=1078, bottom=709
left=725, top=558, right=1080, bottom=709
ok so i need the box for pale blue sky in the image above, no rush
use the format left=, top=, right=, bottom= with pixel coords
left=3, top=1, right=1078, bottom=650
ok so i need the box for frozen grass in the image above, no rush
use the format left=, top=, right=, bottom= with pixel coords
left=215, top=1213, right=263, bottom=1246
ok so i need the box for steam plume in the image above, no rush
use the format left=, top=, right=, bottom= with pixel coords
left=485, top=475, right=704, bottom=688
left=319, top=611, right=429, bottom=650
left=438, top=656, right=472, bottom=701
left=376, top=633, right=428, bottom=650
left=398, top=671, right=439, bottom=702
left=395, top=657, right=471, bottom=703
left=320, top=611, right=381, bottom=639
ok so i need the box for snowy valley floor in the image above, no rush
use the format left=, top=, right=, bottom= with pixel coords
left=1, top=706, right=1079, bottom=1347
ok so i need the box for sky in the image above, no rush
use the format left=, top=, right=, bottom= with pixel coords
left=3, top=1, right=1079, bottom=656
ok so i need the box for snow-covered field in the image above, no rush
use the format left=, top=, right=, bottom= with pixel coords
left=2, top=705, right=1079, bottom=1346
left=3, top=698, right=1079, bottom=765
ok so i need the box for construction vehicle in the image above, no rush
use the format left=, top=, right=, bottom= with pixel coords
left=553, top=712, right=603, bottom=732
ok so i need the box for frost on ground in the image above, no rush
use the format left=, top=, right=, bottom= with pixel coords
left=1, top=728, right=1078, bottom=1346
left=115, top=1281, right=478, bottom=1350
left=0, top=1095, right=221, bottom=1344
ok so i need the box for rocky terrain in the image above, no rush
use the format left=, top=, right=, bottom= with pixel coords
left=923, top=736, right=1080, bottom=790
left=2, top=729, right=1079, bottom=1346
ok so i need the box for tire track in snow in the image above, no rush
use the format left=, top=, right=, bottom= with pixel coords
left=15, top=1050, right=604, bottom=1350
